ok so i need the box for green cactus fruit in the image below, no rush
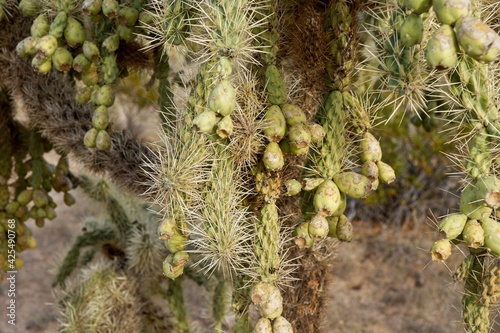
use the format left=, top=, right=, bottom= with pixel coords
left=314, top=179, right=342, bottom=216
left=83, top=41, right=100, bottom=62
left=404, top=0, right=432, bottom=14
left=333, top=172, right=372, bottom=199
left=399, top=13, right=423, bottom=47
left=433, top=0, right=471, bottom=26
left=254, top=318, right=272, bottom=333
left=377, top=160, right=396, bottom=184
left=216, top=115, right=233, bottom=138
left=216, top=57, right=232, bottom=79
left=460, top=182, right=493, bottom=220
left=426, top=24, right=459, bottom=69
left=63, top=192, right=76, bottom=206
left=165, top=233, right=187, bottom=253
left=72, top=53, right=91, bottom=72
left=473, top=176, right=500, bottom=209
left=208, top=80, right=236, bottom=116
left=263, top=105, right=286, bottom=142
left=285, top=179, right=302, bottom=196
left=281, top=104, right=307, bottom=126
left=193, top=110, right=218, bottom=133
left=48, top=11, right=68, bottom=39
left=163, top=251, right=189, bottom=279
left=75, top=86, right=92, bottom=105
left=361, top=161, right=379, bottom=189
left=64, top=17, right=85, bottom=47
left=35, top=206, right=47, bottom=219
left=117, top=25, right=134, bottom=42
left=45, top=206, right=56, bottom=220
left=95, top=130, right=111, bottom=150
left=308, top=214, right=329, bottom=238
left=309, top=123, right=325, bottom=144
left=289, top=142, right=309, bottom=156
left=265, top=65, right=286, bottom=105
left=84, top=128, right=98, bottom=148
left=32, top=189, right=48, bottom=208
left=102, top=54, right=119, bottom=84
left=82, top=62, right=99, bottom=86
left=92, top=106, right=109, bottom=130
left=35, top=218, right=44, bottom=228
left=336, top=214, right=353, bottom=242
left=31, top=14, right=49, bottom=38
left=327, top=216, right=338, bottom=238
left=96, top=85, right=115, bottom=107
left=22, top=37, right=38, bottom=56
left=35, top=35, right=58, bottom=58
left=462, top=219, right=484, bottom=249
left=360, top=132, right=382, bottom=162
left=117, top=7, right=139, bottom=27
left=438, top=213, right=468, bottom=239
left=250, top=282, right=272, bottom=305
left=102, top=0, right=119, bottom=19
left=303, top=178, right=325, bottom=191
left=32, top=54, right=52, bottom=74
left=16, top=40, right=29, bottom=58
left=5, top=201, right=20, bottom=215
left=258, top=284, right=283, bottom=319
left=263, top=142, right=284, bottom=171
left=52, top=47, right=73, bottom=72
left=102, top=34, right=120, bottom=53
left=294, top=222, right=314, bottom=248
left=19, top=0, right=39, bottom=17
left=288, top=123, right=311, bottom=149
left=273, top=316, right=293, bottom=333
left=481, top=217, right=500, bottom=256
left=430, top=239, right=452, bottom=261
left=456, top=16, right=500, bottom=63
left=82, top=0, right=102, bottom=15
left=158, top=217, right=178, bottom=241
left=16, top=189, right=33, bottom=205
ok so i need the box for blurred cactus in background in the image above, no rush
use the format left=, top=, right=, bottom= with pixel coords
left=1, top=0, right=500, bottom=332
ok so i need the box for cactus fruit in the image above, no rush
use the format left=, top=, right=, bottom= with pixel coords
left=208, top=80, right=236, bottom=116
left=462, top=220, right=485, bottom=249
left=73, top=53, right=91, bottom=73
left=82, top=0, right=102, bottom=16
left=193, top=110, right=218, bottom=133
left=254, top=318, right=272, bottom=333
left=83, top=41, right=100, bottom=62
left=263, top=142, right=284, bottom=171
left=35, top=35, right=58, bottom=58
left=216, top=115, right=233, bottom=138
left=431, top=239, right=452, bottom=261
left=313, top=179, right=342, bottom=216
left=294, top=222, right=314, bottom=249
left=460, top=181, right=493, bottom=220
left=285, top=179, right=301, bottom=196
left=333, top=172, right=372, bottom=199
left=439, top=213, right=468, bottom=239
left=95, top=130, right=111, bottom=150
left=308, top=214, right=329, bottom=238
left=288, top=123, right=311, bottom=149
left=433, top=0, right=471, bottom=26
left=455, top=16, right=500, bottom=63
left=399, top=14, right=424, bottom=47
left=49, top=11, right=68, bottom=39
left=281, top=104, right=307, bottom=126
left=404, top=0, right=432, bottom=14
left=426, top=24, right=459, bottom=69
left=102, top=0, right=119, bottom=19
left=31, top=14, right=49, bottom=38
left=273, top=316, right=293, bottom=333
left=481, top=217, right=500, bottom=256
left=263, top=105, right=286, bottom=142
left=52, top=47, right=73, bottom=72
left=64, top=17, right=85, bottom=46
left=84, top=128, right=98, bottom=148
left=92, top=106, right=109, bottom=130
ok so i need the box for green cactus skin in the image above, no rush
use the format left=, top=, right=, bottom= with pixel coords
left=438, top=213, right=468, bottom=239
left=481, top=217, right=500, bottom=256
left=433, top=0, right=471, bottom=26
left=49, top=11, right=68, bottom=39
left=64, top=17, right=85, bottom=47
left=426, top=24, right=459, bottom=69
left=399, top=13, right=423, bottom=47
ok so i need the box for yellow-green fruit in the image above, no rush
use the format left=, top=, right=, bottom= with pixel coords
left=208, top=80, right=236, bottom=116
left=16, top=189, right=32, bottom=205
left=163, top=251, right=189, bottom=279
left=399, top=13, right=423, bottom=47
left=158, top=217, right=178, bottom=241
left=289, top=142, right=309, bottom=156
left=92, top=106, right=109, bottom=130
left=164, top=233, right=187, bottom=253
left=462, top=219, right=484, bottom=249
left=193, top=110, right=218, bottom=133
left=438, top=213, right=468, bottom=239
left=117, top=7, right=139, bottom=27
left=361, top=160, right=379, bottom=190
left=481, top=217, right=500, bottom=256
left=254, top=318, right=272, bottom=333
left=63, top=192, right=76, bottom=206
left=216, top=115, right=233, bottom=138
left=19, top=0, right=39, bottom=17
left=426, top=24, right=459, bottom=68
left=32, top=54, right=52, bottom=74
left=216, top=57, right=232, bottom=79
left=250, top=282, right=273, bottom=305
left=281, top=104, right=306, bottom=126
left=64, top=17, right=85, bottom=47
left=45, top=206, right=56, bottom=220
left=333, top=172, right=372, bottom=199
left=16, top=40, right=28, bottom=58
left=82, top=0, right=102, bottom=16
left=285, top=179, right=301, bottom=196
left=433, top=0, right=470, bottom=26
left=313, top=179, right=341, bottom=216
left=31, top=14, right=49, bottom=38
left=82, top=62, right=99, bottom=86
left=52, top=47, right=73, bottom=72
left=272, top=316, right=293, bottom=333
left=72, top=53, right=90, bottom=72
left=308, top=214, right=329, bottom=238
left=404, top=0, right=432, bottom=14
left=263, top=105, right=286, bottom=142
left=22, top=37, right=38, bottom=56
left=102, top=55, right=119, bottom=84
left=360, top=132, right=382, bottom=162
left=96, top=130, right=111, bottom=150
left=258, top=284, right=283, bottom=319
left=303, top=178, right=324, bottom=191
left=377, top=160, right=396, bottom=184
left=35, top=35, right=58, bottom=58
left=32, top=189, right=48, bottom=208
left=460, top=181, right=493, bottom=220
left=309, top=123, right=325, bottom=144
left=102, top=34, right=120, bottom=53
left=102, top=0, right=119, bottom=19
left=288, top=123, right=311, bottom=149
left=263, top=142, right=284, bottom=171
left=84, top=128, right=98, bottom=148
left=327, top=216, right=338, bottom=238
left=265, top=65, right=286, bottom=105
left=294, top=222, right=313, bottom=249
left=336, top=214, right=353, bottom=242
left=473, top=176, right=500, bottom=209
left=117, top=25, right=134, bottom=42
left=456, top=17, right=500, bottom=63
left=75, top=86, right=92, bottom=105
left=49, top=11, right=68, bottom=39
left=430, top=238, right=452, bottom=261
left=83, top=41, right=100, bottom=62
left=96, top=85, right=115, bottom=107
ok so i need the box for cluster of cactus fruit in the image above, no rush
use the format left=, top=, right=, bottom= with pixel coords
left=2, top=0, right=500, bottom=331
